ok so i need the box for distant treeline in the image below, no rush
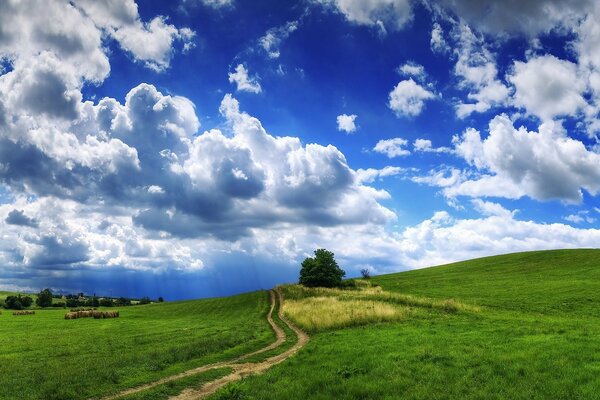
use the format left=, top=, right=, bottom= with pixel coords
left=2, top=288, right=164, bottom=310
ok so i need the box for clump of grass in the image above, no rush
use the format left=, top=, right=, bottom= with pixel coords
left=284, top=296, right=409, bottom=332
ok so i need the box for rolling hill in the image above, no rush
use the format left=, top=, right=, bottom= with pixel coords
left=207, top=249, right=600, bottom=400
left=2, top=249, right=600, bottom=399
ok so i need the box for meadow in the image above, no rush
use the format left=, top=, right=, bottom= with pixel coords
left=0, top=291, right=273, bottom=400
left=209, top=249, right=600, bottom=400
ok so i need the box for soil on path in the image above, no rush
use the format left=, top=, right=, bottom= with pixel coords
left=100, top=288, right=308, bottom=400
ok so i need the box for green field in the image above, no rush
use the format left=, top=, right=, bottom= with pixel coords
left=208, top=249, right=600, bottom=400
left=0, top=291, right=272, bottom=400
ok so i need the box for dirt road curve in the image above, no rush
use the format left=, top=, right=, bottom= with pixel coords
left=100, top=288, right=308, bottom=400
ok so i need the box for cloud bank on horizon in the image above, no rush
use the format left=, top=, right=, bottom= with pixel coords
left=1, top=0, right=600, bottom=299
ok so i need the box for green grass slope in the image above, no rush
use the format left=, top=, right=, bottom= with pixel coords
left=0, top=290, right=272, bottom=400
left=373, top=249, right=600, bottom=316
left=210, top=249, right=600, bottom=400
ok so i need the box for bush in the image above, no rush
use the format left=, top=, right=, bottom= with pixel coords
left=299, top=249, right=346, bottom=288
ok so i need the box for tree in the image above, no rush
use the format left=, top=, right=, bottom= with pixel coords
left=299, top=249, right=345, bottom=288
left=36, top=288, right=53, bottom=308
left=360, top=268, right=371, bottom=279
left=158, top=297, right=164, bottom=303
left=4, top=295, right=32, bottom=310
left=139, top=297, right=151, bottom=305
left=99, top=298, right=113, bottom=307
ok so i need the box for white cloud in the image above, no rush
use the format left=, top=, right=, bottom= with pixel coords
left=471, top=199, right=514, bottom=218
left=355, top=166, right=405, bottom=183
left=398, top=62, right=426, bottom=81
left=77, top=0, right=194, bottom=71
left=260, top=21, right=299, bottom=59
left=388, top=79, right=435, bottom=117
left=336, top=114, right=358, bottom=133
left=430, top=22, right=450, bottom=54
left=228, top=64, right=262, bottom=93
left=448, top=115, right=600, bottom=202
left=200, top=0, right=234, bottom=8
left=373, top=138, right=411, bottom=158
left=563, top=211, right=595, bottom=224
left=508, top=55, right=588, bottom=121
left=315, top=0, right=413, bottom=33
left=413, top=138, right=451, bottom=153
left=452, top=25, right=510, bottom=118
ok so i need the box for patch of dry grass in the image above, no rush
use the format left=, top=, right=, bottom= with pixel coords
left=280, top=281, right=479, bottom=332
left=284, top=296, right=409, bottom=332
left=283, top=283, right=479, bottom=313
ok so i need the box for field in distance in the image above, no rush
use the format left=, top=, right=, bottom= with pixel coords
left=0, top=291, right=273, bottom=400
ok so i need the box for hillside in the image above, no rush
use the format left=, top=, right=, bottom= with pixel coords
left=208, top=249, right=600, bottom=400
left=373, top=249, right=600, bottom=316
left=3, top=249, right=600, bottom=400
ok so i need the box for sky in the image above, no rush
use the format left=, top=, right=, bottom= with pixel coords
left=1, top=0, right=600, bottom=300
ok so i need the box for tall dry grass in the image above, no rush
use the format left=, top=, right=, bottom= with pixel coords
left=284, top=296, right=409, bottom=332
left=280, top=281, right=479, bottom=332
left=283, top=283, right=479, bottom=313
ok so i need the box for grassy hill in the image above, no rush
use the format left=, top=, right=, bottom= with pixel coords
left=0, top=291, right=273, bottom=400
left=3, top=249, right=600, bottom=400
left=208, top=249, right=600, bottom=400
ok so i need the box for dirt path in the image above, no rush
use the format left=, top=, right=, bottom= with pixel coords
left=100, top=289, right=307, bottom=400
left=171, top=288, right=309, bottom=400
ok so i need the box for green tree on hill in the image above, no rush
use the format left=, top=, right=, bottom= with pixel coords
left=299, top=249, right=345, bottom=287
left=36, top=288, right=53, bottom=308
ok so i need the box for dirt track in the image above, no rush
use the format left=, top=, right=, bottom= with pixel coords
left=100, top=288, right=308, bottom=400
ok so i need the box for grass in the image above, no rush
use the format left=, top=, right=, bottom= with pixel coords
left=0, top=290, right=273, bottom=400
left=207, top=249, right=600, bottom=400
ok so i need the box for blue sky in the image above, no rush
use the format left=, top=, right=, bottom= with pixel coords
left=1, top=0, right=600, bottom=300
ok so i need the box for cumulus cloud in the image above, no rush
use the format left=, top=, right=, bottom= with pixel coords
left=508, top=55, right=588, bottom=121
left=355, top=166, right=405, bottom=183
left=336, top=114, right=358, bottom=133
left=260, top=21, right=299, bottom=59
left=413, top=138, right=451, bottom=153
left=76, top=0, right=194, bottom=71
left=228, top=64, right=262, bottom=93
left=5, top=209, right=39, bottom=228
left=432, top=0, right=595, bottom=37
left=447, top=115, right=600, bottom=202
left=388, top=79, right=435, bottom=117
left=315, top=0, right=413, bottom=33
left=373, top=137, right=411, bottom=157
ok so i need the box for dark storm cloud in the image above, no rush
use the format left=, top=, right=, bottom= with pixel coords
left=434, top=0, right=595, bottom=36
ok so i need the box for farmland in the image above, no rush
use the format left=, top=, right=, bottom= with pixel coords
left=0, top=291, right=273, bottom=400
left=2, top=249, right=600, bottom=400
